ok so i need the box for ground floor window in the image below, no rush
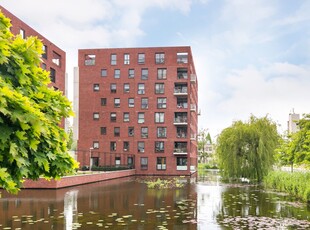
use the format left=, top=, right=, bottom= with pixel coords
left=128, top=157, right=134, bottom=166
left=115, top=157, right=121, bottom=166
left=156, top=157, right=166, bottom=170
left=140, top=157, right=148, bottom=170
left=176, top=157, right=188, bottom=170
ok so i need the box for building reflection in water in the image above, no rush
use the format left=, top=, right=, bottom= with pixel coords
left=64, top=190, right=79, bottom=229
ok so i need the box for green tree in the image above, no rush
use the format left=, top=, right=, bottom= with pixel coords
left=198, top=129, right=210, bottom=163
left=216, top=115, right=279, bottom=182
left=0, top=12, right=78, bottom=193
left=285, top=114, right=310, bottom=169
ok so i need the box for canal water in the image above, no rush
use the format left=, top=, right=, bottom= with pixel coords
left=0, top=171, right=309, bottom=229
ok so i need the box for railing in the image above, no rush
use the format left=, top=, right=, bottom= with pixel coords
left=174, top=117, right=188, bottom=123
left=177, top=103, right=188, bottom=109
left=174, top=87, right=188, bottom=94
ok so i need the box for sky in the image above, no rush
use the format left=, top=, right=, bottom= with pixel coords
left=1, top=0, right=310, bottom=138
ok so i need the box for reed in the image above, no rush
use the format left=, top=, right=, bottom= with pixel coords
left=264, top=171, right=310, bottom=203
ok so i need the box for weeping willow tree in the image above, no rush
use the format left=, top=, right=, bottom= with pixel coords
left=216, top=115, right=279, bottom=182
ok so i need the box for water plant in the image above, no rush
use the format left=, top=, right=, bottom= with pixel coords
left=141, top=177, right=186, bottom=189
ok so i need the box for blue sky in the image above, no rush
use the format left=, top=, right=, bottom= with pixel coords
left=2, top=0, right=310, bottom=138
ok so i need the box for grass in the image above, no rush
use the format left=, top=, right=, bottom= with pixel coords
left=264, top=171, right=310, bottom=203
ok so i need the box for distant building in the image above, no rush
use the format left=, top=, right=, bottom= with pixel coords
left=288, top=111, right=300, bottom=134
left=75, top=46, right=198, bottom=175
left=0, top=6, right=67, bottom=128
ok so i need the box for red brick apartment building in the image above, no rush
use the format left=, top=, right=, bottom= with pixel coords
left=0, top=6, right=66, bottom=93
left=77, top=47, right=198, bottom=175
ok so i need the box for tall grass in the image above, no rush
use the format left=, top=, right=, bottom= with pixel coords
left=264, top=171, right=310, bottom=203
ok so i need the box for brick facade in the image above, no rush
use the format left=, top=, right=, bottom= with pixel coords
left=77, top=47, right=198, bottom=176
left=0, top=6, right=66, bottom=96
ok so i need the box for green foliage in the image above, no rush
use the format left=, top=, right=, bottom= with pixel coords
left=216, top=115, right=279, bottom=182
left=276, top=114, right=310, bottom=169
left=0, top=12, right=78, bottom=193
left=264, top=171, right=310, bottom=202
left=142, top=177, right=185, bottom=189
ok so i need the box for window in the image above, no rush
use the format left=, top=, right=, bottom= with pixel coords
left=42, top=45, right=47, bottom=59
left=128, top=69, right=135, bottom=78
left=123, top=112, right=130, bottom=122
left=128, top=127, right=134, bottom=136
left=124, top=83, right=130, bottom=93
left=110, top=83, right=117, bottom=93
left=123, top=141, right=129, bottom=151
left=93, top=112, right=99, bottom=120
left=85, top=54, right=95, bottom=65
left=93, top=141, right=99, bottom=149
left=93, top=84, right=100, bottom=92
left=110, top=142, right=116, bottom=151
left=100, top=127, right=107, bottom=135
left=110, top=112, right=116, bottom=122
left=157, top=98, right=167, bottom=109
left=141, top=68, right=148, bottom=80
left=50, top=68, right=56, bottom=83
left=20, top=28, right=25, bottom=39
left=114, top=69, right=120, bottom=79
left=155, top=53, right=165, bottom=64
left=124, top=53, right=130, bottom=64
left=138, top=142, right=145, bottom=153
left=141, top=127, right=148, bottom=138
left=101, top=69, right=107, bottom=77
left=155, top=83, right=164, bottom=94
left=115, top=157, right=121, bottom=166
left=138, top=83, right=145, bottom=94
left=128, top=98, right=134, bottom=108
left=101, top=98, right=107, bottom=106
left=138, top=112, right=145, bottom=124
left=155, top=141, right=164, bottom=153
left=157, top=68, right=167, bottom=80
left=177, top=68, right=188, bottom=79
left=111, top=54, right=117, bottom=65
left=141, top=98, right=148, bottom=109
left=114, top=98, right=120, bottom=108
left=177, top=157, right=188, bottom=170
left=177, top=52, right=188, bottom=63
left=114, top=127, right=120, bottom=137
left=157, top=127, right=167, bottom=138
left=155, top=112, right=165, bottom=123
left=157, top=157, right=166, bottom=170
left=138, top=53, right=145, bottom=64
left=52, top=51, right=61, bottom=66
left=140, top=157, right=148, bottom=170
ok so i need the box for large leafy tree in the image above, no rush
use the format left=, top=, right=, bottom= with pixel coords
left=216, top=115, right=279, bottom=182
left=277, top=114, right=310, bottom=170
left=0, top=12, right=78, bottom=193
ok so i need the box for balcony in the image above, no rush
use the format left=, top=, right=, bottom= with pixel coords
left=174, top=117, right=187, bottom=125
left=173, top=142, right=187, bottom=155
left=174, top=84, right=188, bottom=95
left=190, top=74, right=196, bottom=83
left=190, top=104, right=196, bottom=112
left=173, top=148, right=188, bottom=155
left=174, top=112, right=188, bottom=125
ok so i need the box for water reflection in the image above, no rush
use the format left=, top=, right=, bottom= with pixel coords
left=0, top=172, right=309, bottom=229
